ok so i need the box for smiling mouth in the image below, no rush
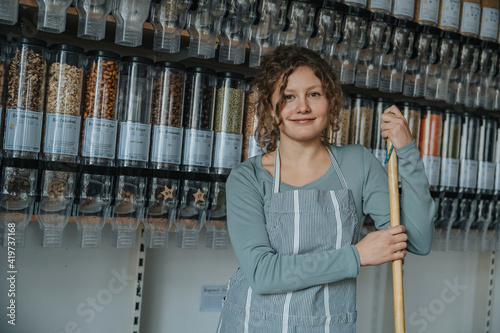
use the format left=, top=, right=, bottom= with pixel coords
left=290, top=118, right=315, bottom=124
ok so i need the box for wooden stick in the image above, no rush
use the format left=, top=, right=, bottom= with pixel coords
left=387, top=139, right=405, bottom=333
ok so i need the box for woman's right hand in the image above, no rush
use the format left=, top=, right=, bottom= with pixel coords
left=354, top=225, right=408, bottom=266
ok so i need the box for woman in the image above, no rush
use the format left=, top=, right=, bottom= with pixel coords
left=217, top=45, right=434, bottom=332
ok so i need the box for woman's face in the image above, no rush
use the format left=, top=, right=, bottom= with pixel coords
left=271, top=66, right=330, bottom=145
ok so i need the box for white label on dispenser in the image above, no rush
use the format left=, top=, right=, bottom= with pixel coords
left=44, top=114, right=81, bottom=156
left=151, top=125, right=183, bottom=165
left=213, top=132, right=243, bottom=169
left=422, top=155, right=441, bottom=186
left=182, top=129, right=214, bottom=167
left=4, top=109, right=43, bottom=152
left=477, top=161, right=495, bottom=190
left=495, top=163, right=500, bottom=191
left=418, top=0, right=439, bottom=24
left=440, top=157, right=459, bottom=187
left=460, top=2, right=481, bottom=35
left=393, top=0, right=415, bottom=18
left=82, top=118, right=117, bottom=159
left=118, top=122, right=151, bottom=162
left=369, top=0, right=391, bottom=12
left=459, top=159, right=478, bottom=189
left=440, top=0, right=460, bottom=29
left=247, top=136, right=263, bottom=159
left=480, top=7, right=499, bottom=40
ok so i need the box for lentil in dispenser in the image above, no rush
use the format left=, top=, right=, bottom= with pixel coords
left=242, top=78, right=262, bottom=161
left=355, top=12, right=393, bottom=89
left=111, top=56, right=154, bottom=248
left=35, top=0, right=73, bottom=34
left=418, top=106, right=443, bottom=188
left=113, top=0, right=151, bottom=47
left=150, top=0, right=192, bottom=53
left=75, top=50, right=120, bottom=248
left=186, top=0, right=227, bottom=59
left=146, top=61, right=184, bottom=247
left=38, top=44, right=85, bottom=247
left=379, top=18, right=418, bottom=93
left=212, top=72, right=244, bottom=175
left=348, top=94, right=374, bottom=149
left=331, top=6, right=369, bottom=85
left=75, top=0, right=114, bottom=41
left=248, top=0, right=288, bottom=68
left=218, top=0, right=257, bottom=64
left=279, top=0, right=316, bottom=47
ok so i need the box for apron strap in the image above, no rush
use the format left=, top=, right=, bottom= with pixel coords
left=272, top=142, right=348, bottom=193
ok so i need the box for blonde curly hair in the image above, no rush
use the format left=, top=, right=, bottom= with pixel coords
left=251, top=45, right=343, bottom=153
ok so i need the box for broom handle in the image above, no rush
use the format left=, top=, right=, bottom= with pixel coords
left=387, top=139, right=405, bottom=333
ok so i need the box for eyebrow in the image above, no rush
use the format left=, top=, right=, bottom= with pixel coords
left=283, top=84, right=323, bottom=93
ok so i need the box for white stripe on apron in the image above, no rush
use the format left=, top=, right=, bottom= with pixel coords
left=282, top=190, right=301, bottom=333
left=244, top=287, right=252, bottom=333
left=330, top=191, right=343, bottom=250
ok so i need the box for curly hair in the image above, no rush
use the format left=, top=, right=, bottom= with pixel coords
left=251, top=45, right=343, bottom=153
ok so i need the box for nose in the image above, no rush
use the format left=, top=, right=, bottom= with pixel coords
left=296, top=96, right=311, bottom=113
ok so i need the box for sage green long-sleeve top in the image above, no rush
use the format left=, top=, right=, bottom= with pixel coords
left=226, top=141, right=434, bottom=295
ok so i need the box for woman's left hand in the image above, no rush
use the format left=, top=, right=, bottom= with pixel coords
left=380, top=105, right=414, bottom=149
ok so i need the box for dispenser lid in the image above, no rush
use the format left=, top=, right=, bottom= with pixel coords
left=396, top=101, right=421, bottom=111
left=49, top=44, right=84, bottom=54
left=85, top=50, right=120, bottom=59
left=418, top=25, right=441, bottom=36
left=347, top=5, right=371, bottom=19
left=11, top=37, right=47, bottom=48
left=216, top=71, right=245, bottom=79
left=156, top=61, right=186, bottom=70
left=121, top=56, right=154, bottom=64
left=441, top=30, right=461, bottom=41
left=186, top=66, right=216, bottom=75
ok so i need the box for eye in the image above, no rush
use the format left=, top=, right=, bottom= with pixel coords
left=309, top=92, right=321, bottom=97
left=284, top=95, right=294, bottom=101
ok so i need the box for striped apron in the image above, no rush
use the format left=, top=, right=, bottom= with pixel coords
left=217, top=145, right=359, bottom=332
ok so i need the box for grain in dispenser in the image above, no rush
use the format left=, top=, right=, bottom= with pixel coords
left=348, top=94, right=374, bottom=149
left=242, top=77, right=262, bottom=161
left=371, top=97, right=394, bottom=167
left=326, top=93, right=351, bottom=146
left=419, top=106, right=443, bottom=188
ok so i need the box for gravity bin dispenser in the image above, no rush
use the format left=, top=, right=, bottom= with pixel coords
left=150, top=0, right=192, bottom=54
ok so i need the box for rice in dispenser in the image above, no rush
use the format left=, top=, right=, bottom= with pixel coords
left=35, top=0, right=73, bottom=34
left=279, top=0, right=316, bottom=47
left=379, top=18, right=418, bottom=93
left=177, top=66, right=216, bottom=248
left=150, top=0, right=192, bottom=53
left=425, top=30, right=461, bottom=101
left=75, top=50, right=120, bottom=248
left=248, top=0, right=288, bottom=68
left=307, top=0, right=346, bottom=63
left=145, top=61, right=186, bottom=248
left=355, top=12, right=393, bottom=89
left=331, top=5, right=369, bottom=85
left=403, top=25, right=440, bottom=98
left=218, top=0, right=257, bottom=64
left=186, top=0, right=227, bottom=59
left=111, top=56, right=154, bottom=248
left=38, top=44, right=85, bottom=247
left=75, top=0, right=114, bottom=41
